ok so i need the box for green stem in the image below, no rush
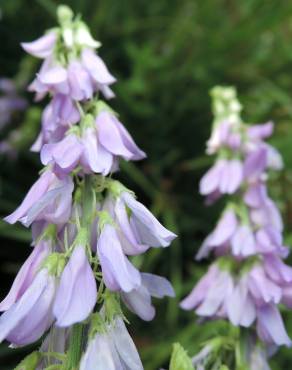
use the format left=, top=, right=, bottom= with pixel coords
left=65, top=323, right=84, bottom=369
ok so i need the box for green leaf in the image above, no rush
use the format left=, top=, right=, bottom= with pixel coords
left=14, top=351, right=41, bottom=370
left=169, top=343, right=194, bottom=370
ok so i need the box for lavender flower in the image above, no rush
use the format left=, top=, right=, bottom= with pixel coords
left=80, top=315, right=143, bottom=370
left=2, top=6, right=176, bottom=368
left=53, top=245, right=97, bottom=327
left=181, top=86, right=292, bottom=367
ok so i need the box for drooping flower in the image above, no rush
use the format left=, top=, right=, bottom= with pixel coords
left=0, top=269, right=56, bottom=347
left=80, top=315, right=143, bottom=370
left=53, top=245, right=97, bottom=327
left=121, top=273, right=175, bottom=321
left=4, top=169, right=74, bottom=227
left=96, top=223, right=141, bottom=293
left=0, top=240, right=51, bottom=311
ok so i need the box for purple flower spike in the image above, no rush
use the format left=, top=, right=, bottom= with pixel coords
left=121, top=273, right=175, bottom=321
left=5, top=170, right=74, bottom=227
left=21, top=32, right=56, bottom=58
left=53, top=246, right=97, bottom=327
left=257, top=305, right=291, bottom=347
left=0, top=269, right=56, bottom=347
left=121, top=191, right=177, bottom=248
left=97, top=224, right=141, bottom=292
left=0, top=240, right=51, bottom=311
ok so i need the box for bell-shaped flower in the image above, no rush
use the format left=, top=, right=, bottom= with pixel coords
left=243, top=147, right=267, bottom=182
left=0, top=269, right=56, bottom=347
left=121, top=273, right=175, bottom=321
left=250, top=197, right=283, bottom=232
left=255, top=226, right=288, bottom=258
left=41, top=134, right=84, bottom=174
left=247, top=265, right=282, bottom=306
left=80, top=315, right=143, bottom=370
left=230, top=224, right=256, bottom=257
left=256, top=304, right=291, bottom=346
left=31, top=94, right=80, bottom=152
left=199, top=158, right=243, bottom=197
left=196, top=208, right=238, bottom=259
left=96, top=111, right=146, bottom=162
left=263, top=255, right=292, bottom=286
left=21, top=31, right=57, bottom=58
left=117, top=190, right=177, bottom=250
left=247, top=121, right=274, bottom=142
left=97, top=223, right=141, bottom=292
left=67, top=59, right=94, bottom=101
left=37, top=326, right=68, bottom=368
left=181, top=264, right=234, bottom=318
left=81, top=48, right=116, bottom=99
left=53, top=245, right=97, bottom=327
left=0, top=240, right=51, bottom=311
left=4, top=169, right=74, bottom=227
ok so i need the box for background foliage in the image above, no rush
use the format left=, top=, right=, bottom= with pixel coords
left=1, top=0, right=292, bottom=369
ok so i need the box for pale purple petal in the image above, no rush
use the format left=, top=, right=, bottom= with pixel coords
left=111, top=317, right=144, bottom=370
left=82, top=48, right=116, bottom=85
left=247, top=122, right=274, bottom=140
left=257, top=305, right=291, bottom=346
left=0, top=241, right=51, bottom=311
left=122, top=191, right=177, bottom=247
left=121, top=286, right=155, bottom=321
left=68, top=60, right=94, bottom=101
left=41, top=134, right=83, bottom=172
left=38, top=66, right=68, bottom=85
left=180, top=265, right=219, bottom=310
left=114, top=118, right=146, bottom=160
left=80, top=333, right=116, bottom=370
left=199, top=159, right=224, bottom=195
left=114, top=196, right=148, bottom=255
left=97, top=224, right=141, bottom=292
left=96, top=111, right=134, bottom=159
left=244, top=148, right=267, bottom=180
left=0, top=269, right=55, bottom=346
left=53, top=246, right=97, bottom=327
left=21, top=32, right=56, bottom=58
left=20, top=175, right=74, bottom=226
left=81, top=127, right=113, bottom=175
left=4, top=170, right=55, bottom=224
left=248, top=266, right=282, bottom=305
left=141, top=273, right=175, bottom=298
left=196, top=270, right=233, bottom=316
left=231, top=224, right=256, bottom=256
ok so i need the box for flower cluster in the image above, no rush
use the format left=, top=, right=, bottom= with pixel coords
left=181, top=87, right=292, bottom=362
left=0, top=6, right=176, bottom=369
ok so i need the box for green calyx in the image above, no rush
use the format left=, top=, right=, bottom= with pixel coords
left=216, top=255, right=260, bottom=277
left=107, top=179, right=133, bottom=198
left=74, top=227, right=88, bottom=247
left=97, top=211, right=115, bottom=232
left=57, top=5, right=74, bottom=25
left=42, top=253, right=66, bottom=277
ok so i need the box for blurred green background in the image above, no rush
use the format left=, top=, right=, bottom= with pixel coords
left=2, top=0, right=292, bottom=369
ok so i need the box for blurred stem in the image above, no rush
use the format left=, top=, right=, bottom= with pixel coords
left=65, top=323, right=83, bottom=369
